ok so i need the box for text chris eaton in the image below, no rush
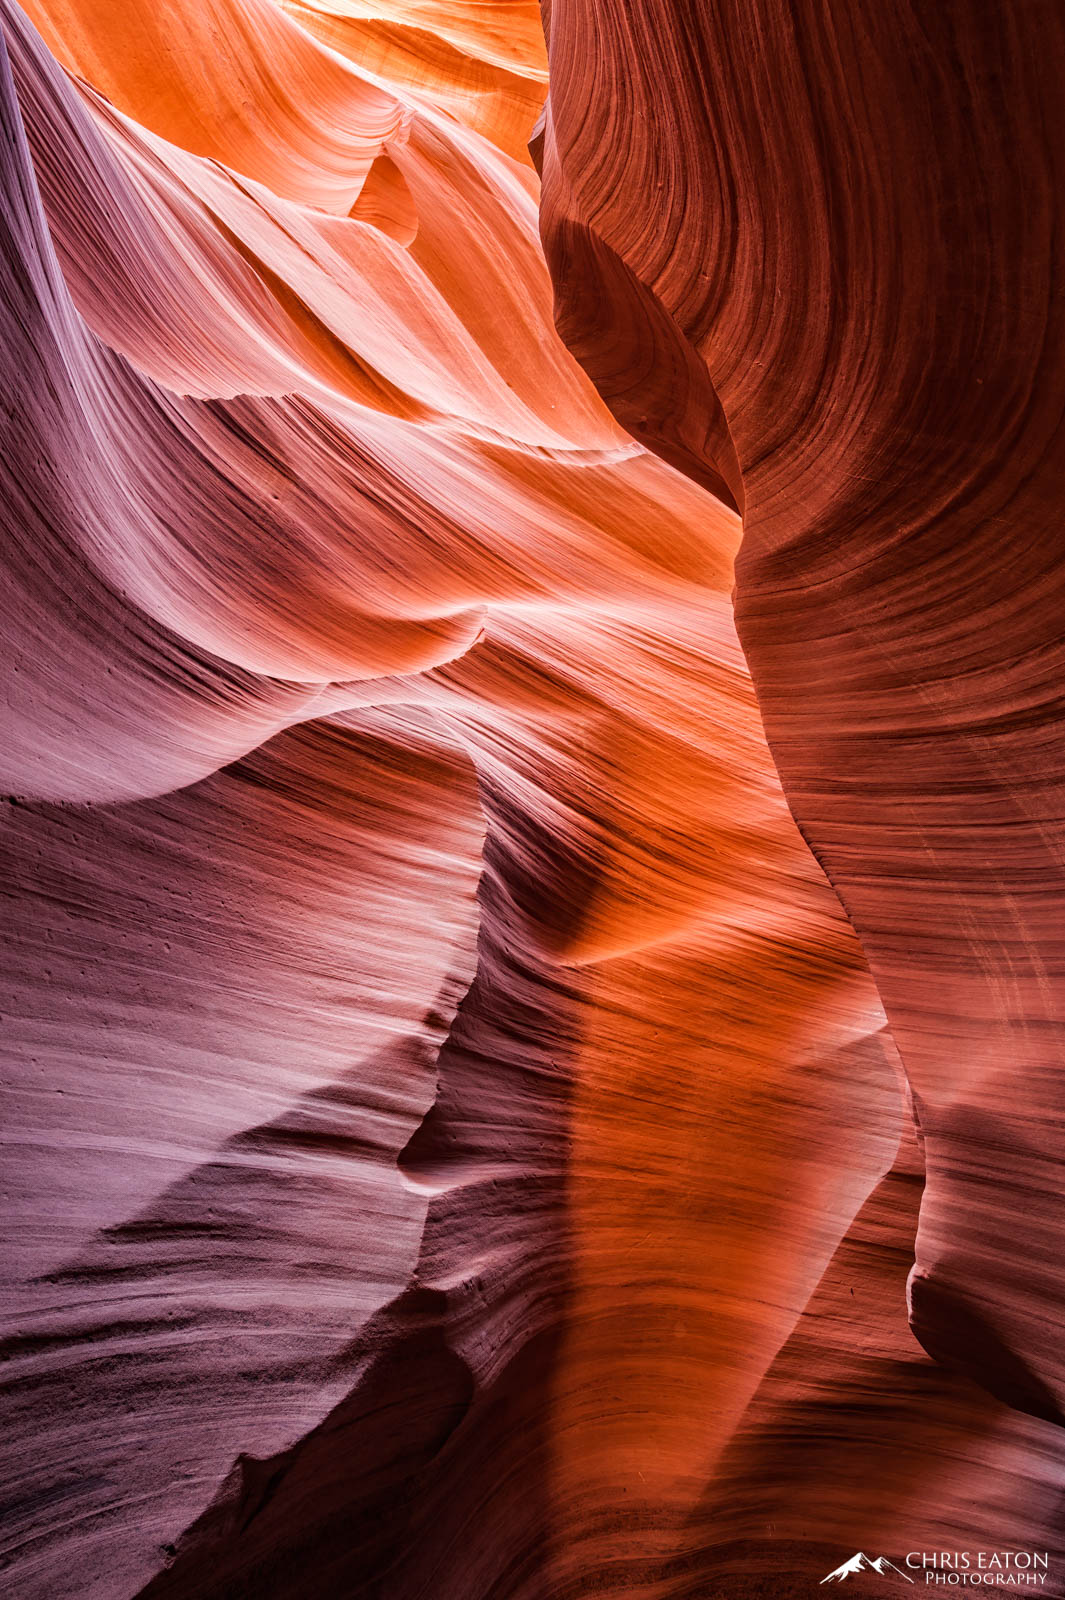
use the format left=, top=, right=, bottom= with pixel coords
left=906, top=1555, right=1051, bottom=1587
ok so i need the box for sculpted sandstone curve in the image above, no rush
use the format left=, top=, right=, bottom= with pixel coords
left=541, top=0, right=1065, bottom=1566
left=0, top=0, right=1061, bottom=1596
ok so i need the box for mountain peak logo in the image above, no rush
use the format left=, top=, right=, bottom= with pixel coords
left=822, top=1553, right=915, bottom=1584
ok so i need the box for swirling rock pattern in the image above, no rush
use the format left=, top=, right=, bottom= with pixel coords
left=541, top=0, right=1065, bottom=1588
left=0, top=0, right=1060, bottom=1597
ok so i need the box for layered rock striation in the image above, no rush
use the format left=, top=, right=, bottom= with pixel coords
left=0, top=0, right=1062, bottom=1595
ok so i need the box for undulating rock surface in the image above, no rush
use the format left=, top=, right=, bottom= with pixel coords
left=540, top=0, right=1065, bottom=1589
left=0, top=0, right=1061, bottom=1595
